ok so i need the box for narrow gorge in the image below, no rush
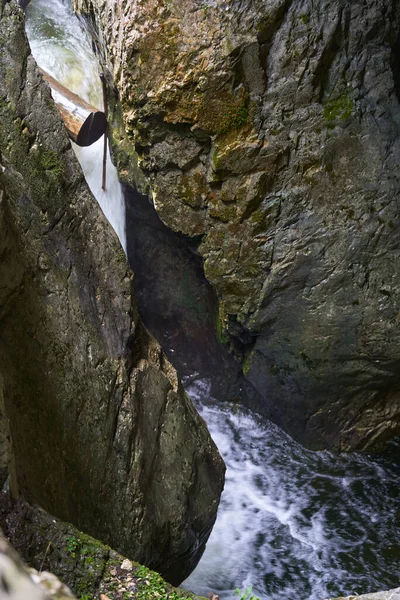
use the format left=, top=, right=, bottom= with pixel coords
left=0, top=0, right=399, bottom=599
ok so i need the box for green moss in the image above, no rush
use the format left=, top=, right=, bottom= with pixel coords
left=323, top=93, right=354, bottom=123
left=243, top=355, right=251, bottom=377
left=219, top=102, right=249, bottom=134
left=298, top=13, right=310, bottom=24
left=133, top=565, right=200, bottom=600
left=215, top=305, right=229, bottom=346
left=197, top=91, right=249, bottom=136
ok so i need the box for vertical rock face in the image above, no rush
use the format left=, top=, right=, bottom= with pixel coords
left=74, top=0, right=400, bottom=451
left=0, top=0, right=224, bottom=585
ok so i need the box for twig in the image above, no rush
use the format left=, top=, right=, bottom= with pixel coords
left=100, top=73, right=108, bottom=191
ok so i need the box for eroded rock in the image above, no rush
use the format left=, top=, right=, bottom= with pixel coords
left=0, top=0, right=224, bottom=585
left=74, top=0, right=400, bottom=451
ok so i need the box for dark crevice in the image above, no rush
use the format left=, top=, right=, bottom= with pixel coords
left=124, top=185, right=261, bottom=403
left=258, top=0, right=294, bottom=71
left=391, top=33, right=400, bottom=103
left=312, top=9, right=343, bottom=102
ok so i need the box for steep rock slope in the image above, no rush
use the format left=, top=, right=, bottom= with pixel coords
left=74, top=0, right=400, bottom=451
left=0, top=0, right=224, bottom=585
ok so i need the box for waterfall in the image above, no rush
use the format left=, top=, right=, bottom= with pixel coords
left=25, top=0, right=127, bottom=252
left=24, top=3, right=400, bottom=600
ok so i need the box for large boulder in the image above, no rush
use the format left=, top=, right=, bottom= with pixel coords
left=74, top=0, right=400, bottom=451
left=0, top=494, right=208, bottom=600
left=0, top=0, right=224, bottom=585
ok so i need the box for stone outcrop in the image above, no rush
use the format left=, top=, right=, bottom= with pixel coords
left=0, top=535, right=75, bottom=600
left=0, top=0, right=224, bottom=585
left=0, top=493, right=207, bottom=600
left=74, top=0, right=400, bottom=451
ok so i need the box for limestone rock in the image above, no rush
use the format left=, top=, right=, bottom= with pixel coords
left=0, top=0, right=224, bottom=585
left=0, top=535, right=75, bottom=599
left=0, top=494, right=208, bottom=600
left=74, top=0, right=400, bottom=451
left=326, top=589, right=400, bottom=600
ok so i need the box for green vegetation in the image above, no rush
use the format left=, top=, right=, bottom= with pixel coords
left=220, top=102, right=249, bottom=134
left=323, top=93, right=354, bottom=123
left=197, top=90, right=249, bottom=136
left=215, top=305, right=229, bottom=345
left=133, top=565, right=197, bottom=600
left=236, top=586, right=260, bottom=600
left=65, top=535, right=79, bottom=557
left=299, top=13, right=310, bottom=24
left=243, top=355, right=252, bottom=377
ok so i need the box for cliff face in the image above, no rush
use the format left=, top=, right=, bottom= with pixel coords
left=74, top=0, right=400, bottom=451
left=0, top=0, right=224, bottom=585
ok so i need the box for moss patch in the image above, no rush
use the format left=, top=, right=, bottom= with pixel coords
left=323, top=93, right=354, bottom=123
left=197, top=88, right=249, bottom=136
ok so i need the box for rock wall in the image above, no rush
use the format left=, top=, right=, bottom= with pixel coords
left=0, top=494, right=208, bottom=600
left=0, top=0, right=224, bottom=585
left=74, top=0, right=400, bottom=451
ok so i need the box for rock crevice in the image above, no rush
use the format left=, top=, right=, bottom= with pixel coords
left=74, top=0, right=400, bottom=451
left=0, top=0, right=224, bottom=585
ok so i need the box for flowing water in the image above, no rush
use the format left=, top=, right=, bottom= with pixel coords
left=24, top=3, right=400, bottom=600
left=183, top=379, right=400, bottom=600
left=25, top=0, right=127, bottom=252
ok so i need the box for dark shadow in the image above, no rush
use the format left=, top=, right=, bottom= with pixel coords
left=124, top=185, right=247, bottom=401
left=391, top=33, right=400, bottom=103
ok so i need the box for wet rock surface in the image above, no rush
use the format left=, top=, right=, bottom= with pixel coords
left=0, top=494, right=207, bottom=600
left=326, top=590, right=400, bottom=600
left=124, top=184, right=260, bottom=403
left=74, top=0, right=400, bottom=451
left=0, top=0, right=224, bottom=585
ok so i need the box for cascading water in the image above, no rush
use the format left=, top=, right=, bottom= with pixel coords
left=24, top=3, right=400, bottom=600
left=25, top=0, right=127, bottom=252
left=183, top=379, right=400, bottom=600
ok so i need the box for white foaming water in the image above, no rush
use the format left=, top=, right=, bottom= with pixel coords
left=25, top=0, right=127, bottom=252
left=183, top=378, right=400, bottom=600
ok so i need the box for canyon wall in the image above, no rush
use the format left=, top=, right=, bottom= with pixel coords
left=74, top=0, right=400, bottom=451
left=0, top=0, right=224, bottom=585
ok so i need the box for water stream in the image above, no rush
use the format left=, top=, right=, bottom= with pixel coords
left=183, top=379, right=400, bottom=600
left=24, top=3, right=400, bottom=600
left=25, top=0, right=127, bottom=252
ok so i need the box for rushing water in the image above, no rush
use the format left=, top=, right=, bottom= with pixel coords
left=25, top=0, right=127, bottom=252
left=24, top=3, right=400, bottom=600
left=183, top=379, right=400, bottom=600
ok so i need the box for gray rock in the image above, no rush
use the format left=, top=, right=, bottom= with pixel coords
left=0, top=494, right=208, bottom=600
left=74, top=0, right=400, bottom=451
left=325, top=589, right=400, bottom=600
left=0, top=0, right=224, bottom=585
left=0, top=534, right=74, bottom=599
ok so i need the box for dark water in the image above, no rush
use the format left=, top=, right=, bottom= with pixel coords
left=183, top=379, right=400, bottom=600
